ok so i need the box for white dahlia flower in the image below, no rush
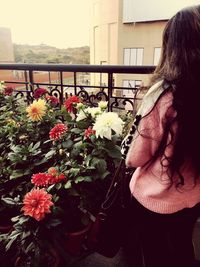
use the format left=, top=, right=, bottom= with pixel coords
left=93, top=112, right=124, bottom=140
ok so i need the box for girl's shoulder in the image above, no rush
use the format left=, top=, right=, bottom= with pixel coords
left=139, top=81, right=173, bottom=117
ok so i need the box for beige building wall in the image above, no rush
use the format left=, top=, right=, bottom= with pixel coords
left=90, top=0, right=167, bottom=88
left=0, top=27, right=14, bottom=63
left=90, top=0, right=119, bottom=86
left=0, top=27, right=14, bottom=81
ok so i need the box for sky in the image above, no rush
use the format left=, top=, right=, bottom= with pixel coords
left=0, top=0, right=91, bottom=48
left=0, top=0, right=200, bottom=48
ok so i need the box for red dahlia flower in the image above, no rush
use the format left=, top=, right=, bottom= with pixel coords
left=46, top=95, right=59, bottom=105
left=22, top=189, right=53, bottom=221
left=33, top=88, right=48, bottom=99
left=49, top=123, right=68, bottom=140
left=64, top=95, right=81, bottom=112
left=48, top=173, right=66, bottom=184
left=84, top=128, right=96, bottom=138
left=31, top=173, right=51, bottom=187
left=4, top=86, right=14, bottom=96
left=47, top=167, right=66, bottom=184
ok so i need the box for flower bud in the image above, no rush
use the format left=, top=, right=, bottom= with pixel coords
left=98, top=101, right=108, bottom=109
left=76, top=103, right=84, bottom=109
left=59, top=149, right=64, bottom=155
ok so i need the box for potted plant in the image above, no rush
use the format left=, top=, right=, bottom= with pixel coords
left=0, top=84, right=62, bottom=235
left=0, top=91, right=131, bottom=266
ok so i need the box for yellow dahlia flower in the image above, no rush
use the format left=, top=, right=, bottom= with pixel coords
left=26, top=99, right=47, bottom=121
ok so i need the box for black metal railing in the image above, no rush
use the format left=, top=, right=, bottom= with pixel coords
left=0, top=64, right=155, bottom=112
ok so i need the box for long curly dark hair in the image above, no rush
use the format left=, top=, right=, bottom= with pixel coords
left=149, top=5, right=200, bottom=186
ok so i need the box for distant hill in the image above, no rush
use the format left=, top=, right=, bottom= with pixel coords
left=13, top=44, right=90, bottom=64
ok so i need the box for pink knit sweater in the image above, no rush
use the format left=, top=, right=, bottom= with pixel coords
left=126, top=90, right=200, bottom=214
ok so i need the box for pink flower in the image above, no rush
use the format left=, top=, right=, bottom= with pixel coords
left=22, top=189, right=53, bottom=221
left=46, top=95, right=59, bottom=105
left=31, top=173, right=51, bottom=187
left=84, top=128, right=96, bottom=139
left=49, top=123, right=68, bottom=140
left=33, top=88, right=48, bottom=99
left=64, top=95, right=81, bottom=112
left=4, top=86, right=14, bottom=96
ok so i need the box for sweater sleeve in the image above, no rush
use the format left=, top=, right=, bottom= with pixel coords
left=125, top=92, right=174, bottom=168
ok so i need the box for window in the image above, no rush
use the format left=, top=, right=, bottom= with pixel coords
left=153, top=47, right=161, bottom=65
left=124, top=48, right=143, bottom=65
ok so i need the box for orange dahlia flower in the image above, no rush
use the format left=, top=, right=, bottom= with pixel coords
left=22, top=189, right=53, bottom=221
left=26, top=99, right=47, bottom=122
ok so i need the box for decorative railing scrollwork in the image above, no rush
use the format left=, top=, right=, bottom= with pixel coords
left=0, top=64, right=155, bottom=113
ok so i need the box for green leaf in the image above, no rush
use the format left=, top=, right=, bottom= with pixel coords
left=83, top=176, right=93, bottom=182
left=104, top=145, right=122, bottom=159
left=74, top=140, right=83, bottom=149
left=64, top=180, right=72, bottom=189
left=90, top=157, right=100, bottom=167
left=10, top=170, right=25, bottom=179
left=70, top=128, right=82, bottom=134
left=23, top=169, right=32, bottom=176
left=47, top=218, right=62, bottom=228
left=93, top=158, right=107, bottom=174
left=11, top=215, right=20, bottom=222
left=75, top=176, right=86, bottom=183
left=90, top=135, right=96, bottom=143
left=45, top=150, right=56, bottom=158
left=22, top=231, right=31, bottom=240
left=32, top=150, right=41, bottom=156
left=62, top=139, right=73, bottom=149
left=34, top=158, right=48, bottom=166
left=100, top=171, right=110, bottom=179
left=6, top=233, right=21, bottom=250
left=25, top=242, right=34, bottom=254
left=1, top=197, right=16, bottom=205
left=55, top=183, right=62, bottom=190
left=69, top=168, right=80, bottom=177
left=32, top=141, right=41, bottom=151
left=73, top=137, right=82, bottom=142
left=10, top=145, right=21, bottom=153
left=28, top=143, right=33, bottom=151
left=85, top=155, right=92, bottom=166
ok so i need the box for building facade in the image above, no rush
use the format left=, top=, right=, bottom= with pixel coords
left=0, top=27, right=15, bottom=81
left=90, top=0, right=167, bottom=88
left=90, top=0, right=199, bottom=89
left=0, top=27, right=14, bottom=63
left=90, top=0, right=170, bottom=95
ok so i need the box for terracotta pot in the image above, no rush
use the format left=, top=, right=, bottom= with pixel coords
left=64, top=222, right=92, bottom=255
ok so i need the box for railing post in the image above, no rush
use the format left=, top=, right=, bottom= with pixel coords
left=74, top=72, right=77, bottom=95
left=29, top=70, right=34, bottom=93
left=60, top=71, right=63, bottom=103
left=24, top=70, right=28, bottom=91
left=107, top=72, right=113, bottom=111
